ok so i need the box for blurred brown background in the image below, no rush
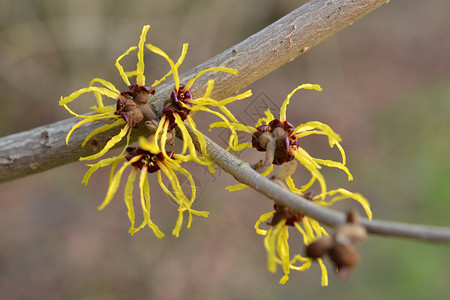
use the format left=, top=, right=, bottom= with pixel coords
left=1, top=0, right=449, bottom=299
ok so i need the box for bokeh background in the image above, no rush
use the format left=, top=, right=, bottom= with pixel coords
left=1, top=0, right=449, bottom=299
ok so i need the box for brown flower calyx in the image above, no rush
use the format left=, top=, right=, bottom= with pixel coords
left=125, top=146, right=174, bottom=173
left=268, top=204, right=304, bottom=227
left=115, top=84, right=156, bottom=127
left=252, top=119, right=299, bottom=166
left=158, top=84, right=193, bottom=131
left=305, top=210, right=367, bottom=278
left=268, top=193, right=314, bottom=227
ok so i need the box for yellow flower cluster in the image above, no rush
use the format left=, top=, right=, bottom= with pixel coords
left=212, top=85, right=372, bottom=285
left=60, top=25, right=251, bottom=238
left=60, top=25, right=372, bottom=287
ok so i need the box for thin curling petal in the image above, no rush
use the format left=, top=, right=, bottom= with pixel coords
left=82, top=119, right=126, bottom=147
left=146, top=43, right=180, bottom=89
left=277, top=225, right=292, bottom=278
left=63, top=105, right=119, bottom=145
left=255, top=109, right=275, bottom=127
left=264, top=222, right=285, bottom=273
left=139, top=165, right=165, bottom=238
left=165, top=159, right=197, bottom=204
left=60, top=86, right=119, bottom=106
left=313, top=158, right=353, bottom=181
left=98, top=156, right=140, bottom=210
left=124, top=168, right=140, bottom=234
left=184, top=67, right=238, bottom=91
left=89, top=78, right=120, bottom=95
left=151, top=43, right=188, bottom=88
left=136, top=25, right=150, bottom=86
left=293, top=149, right=327, bottom=197
left=255, top=211, right=275, bottom=235
left=279, top=84, right=322, bottom=122
left=82, top=156, right=126, bottom=185
left=79, top=124, right=131, bottom=161
left=115, top=46, right=137, bottom=86
left=318, top=258, right=329, bottom=287
left=314, top=188, right=373, bottom=220
left=186, top=117, right=215, bottom=173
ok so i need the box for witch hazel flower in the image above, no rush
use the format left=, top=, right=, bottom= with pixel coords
left=255, top=197, right=329, bottom=285
left=144, top=42, right=252, bottom=173
left=82, top=135, right=208, bottom=238
left=255, top=187, right=372, bottom=286
left=213, top=84, right=352, bottom=197
left=59, top=25, right=171, bottom=161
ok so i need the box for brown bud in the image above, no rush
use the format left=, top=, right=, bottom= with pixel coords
left=347, top=210, right=361, bottom=225
left=328, top=243, right=360, bottom=271
left=273, top=160, right=297, bottom=180
left=305, top=237, right=333, bottom=258
left=335, top=224, right=367, bottom=244
left=127, top=109, right=143, bottom=127
left=123, top=99, right=137, bottom=111
left=271, top=127, right=286, bottom=139
left=257, top=132, right=273, bottom=150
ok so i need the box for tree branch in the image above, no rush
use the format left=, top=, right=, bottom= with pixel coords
left=0, top=0, right=389, bottom=183
left=0, top=0, right=448, bottom=244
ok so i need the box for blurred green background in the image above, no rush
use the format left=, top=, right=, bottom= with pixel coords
left=1, top=0, right=449, bottom=299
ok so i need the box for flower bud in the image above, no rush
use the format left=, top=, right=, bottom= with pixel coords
left=306, top=237, right=333, bottom=258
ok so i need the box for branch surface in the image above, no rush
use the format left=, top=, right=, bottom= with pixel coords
left=0, top=0, right=389, bottom=183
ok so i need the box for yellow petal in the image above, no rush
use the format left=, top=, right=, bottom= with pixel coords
left=124, top=168, right=138, bottom=233
left=294, top=149, right=327, bottom=196
left=139, top=166, right=165, bottom=238
left=255, top=109, right=275, bottom=127
left=98, top=157, right=137, bottom=210
left=318, top=258, right=329, bottom=287
left=81, top=119, right=125, bottom=147
left=79, top=125, right=130, bottom=161
left=89, top=78, right=120, bottom=95
left=315, top=188, right=373, bottom=220
left=184, top=67, right=238, bottom=91
left=172, top=209, right=184, bottom=237
left=313, top=158, right=353, bottom=181
left=255, top=211, right=275, bottom=235
left=60, top=86, right=119, bottom=106
left=280, top=84, right=322, bottom=122
left=82, top=156, right=125, bottom=185
left=146, top=43, right=180, bottom=89
left=115, top=46, right=137, bottom=86
left=136, top=25, right=150, bottom=86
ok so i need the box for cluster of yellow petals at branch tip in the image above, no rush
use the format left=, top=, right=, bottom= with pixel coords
left=59, top=24, right=254, bottom=239
left=145, top=39, right=252, bottom=174
left=59, top=25, right=154, bottom=161
left=213, top=84, right=372, bottom=285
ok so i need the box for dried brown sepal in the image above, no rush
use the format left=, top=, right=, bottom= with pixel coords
left=115, top=84, right=156, bottom=128
left=251, top=119, right=299, bottom=165
left=268, top=204, right=304, bottom=227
